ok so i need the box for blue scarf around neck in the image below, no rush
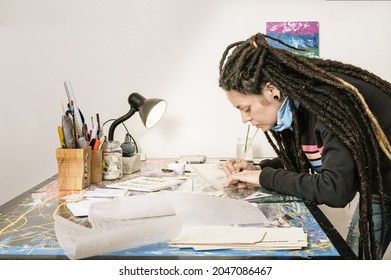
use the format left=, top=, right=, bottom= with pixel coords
left=271, top=98, right=299, bottom=132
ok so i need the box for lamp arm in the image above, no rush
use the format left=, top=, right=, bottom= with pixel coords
left=108, top=108, right=138, bottom=141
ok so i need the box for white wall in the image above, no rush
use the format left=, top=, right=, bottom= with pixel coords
left=1, top=0, right=390, bottom=207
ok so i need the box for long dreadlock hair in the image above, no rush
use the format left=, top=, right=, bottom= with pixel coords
left=219, top=33, right=391, bottom=259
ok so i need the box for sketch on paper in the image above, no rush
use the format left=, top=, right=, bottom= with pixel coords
left=266, top=21, right=319, bottom=57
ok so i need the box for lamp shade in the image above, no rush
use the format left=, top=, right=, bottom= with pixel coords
left=139, top=98, right=167, bottom=128
left=108, top=92, right=167, bottom=141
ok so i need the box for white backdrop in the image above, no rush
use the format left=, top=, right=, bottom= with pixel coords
left=0, top=0, right=390, bottom=205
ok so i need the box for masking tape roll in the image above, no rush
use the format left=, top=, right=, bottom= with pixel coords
left=167, top=163, right=185, bottom=171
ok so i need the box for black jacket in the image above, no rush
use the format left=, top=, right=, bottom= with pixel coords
left=259, top=74, right=391, bottom=208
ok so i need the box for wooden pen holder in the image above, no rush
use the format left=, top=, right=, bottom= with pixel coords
left=56, top=146, right=91, bottom=191
left=90, top=149, right=103, bottom=183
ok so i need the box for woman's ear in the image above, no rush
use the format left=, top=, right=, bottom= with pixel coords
left=264, top=82, right=281, bottom=102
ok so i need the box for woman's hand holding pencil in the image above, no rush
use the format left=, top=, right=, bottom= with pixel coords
left=221, top=124, right=261, bottom=188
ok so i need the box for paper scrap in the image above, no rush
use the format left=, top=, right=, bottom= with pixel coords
left=66, top=198, right=110, bottom=217
left=83, top=188, right=129, bottom=198
left=107, top=176, right=185, bottom=192
left=243, top=191, right=273, bottom=201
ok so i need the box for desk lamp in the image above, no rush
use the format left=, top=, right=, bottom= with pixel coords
left=108, top=92, right=167, bottom=142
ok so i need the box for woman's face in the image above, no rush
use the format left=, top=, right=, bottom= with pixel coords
left=225, top=83, right=284, bottom=132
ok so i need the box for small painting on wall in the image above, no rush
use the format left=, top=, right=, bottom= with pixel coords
left=266, top=21, right=319, bottom=57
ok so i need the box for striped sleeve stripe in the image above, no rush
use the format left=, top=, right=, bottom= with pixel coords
left=302, top=145, right=324, bottom=154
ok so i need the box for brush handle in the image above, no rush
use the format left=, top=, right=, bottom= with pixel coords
left=64, top=80, right=84, bottom=138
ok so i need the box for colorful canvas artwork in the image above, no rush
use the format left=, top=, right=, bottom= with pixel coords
left=266, top=21, right=319, bottom=57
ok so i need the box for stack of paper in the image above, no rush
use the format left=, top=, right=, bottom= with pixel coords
left=169, top=225, right=307, bottom=251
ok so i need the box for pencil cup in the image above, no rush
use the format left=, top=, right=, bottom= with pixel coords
left=90, top=149, right=103, bottom=183
left=56, top=146, right=91, bottom=190
left=236, top=137, right=253, bottom=161
left=102, top=140, right=123, bottom=180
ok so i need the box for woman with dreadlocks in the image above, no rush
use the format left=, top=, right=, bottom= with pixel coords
left=220, top=33, right=391, bottom=259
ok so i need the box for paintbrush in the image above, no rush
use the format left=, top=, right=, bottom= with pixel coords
left=242, top=127, right=259, bottom=161
left=247, top=128, right=259, bottom=149
left=244, top=124, right=250, bottom=154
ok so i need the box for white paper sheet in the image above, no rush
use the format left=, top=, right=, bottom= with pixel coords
left=66, top=198, right=111, bottom=217
left=55, top=191, right=269, bottom=259
left=88, top=192, right=177, bottom=229
left=190, top=163, right=228, bottom=190
left=83, top=188, right=129, bottom=198
left=165, top=191, right=268, bottom=225
left=190, top=163, right=261, bottom=190
left=55, top=214, right=182, bottom=260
